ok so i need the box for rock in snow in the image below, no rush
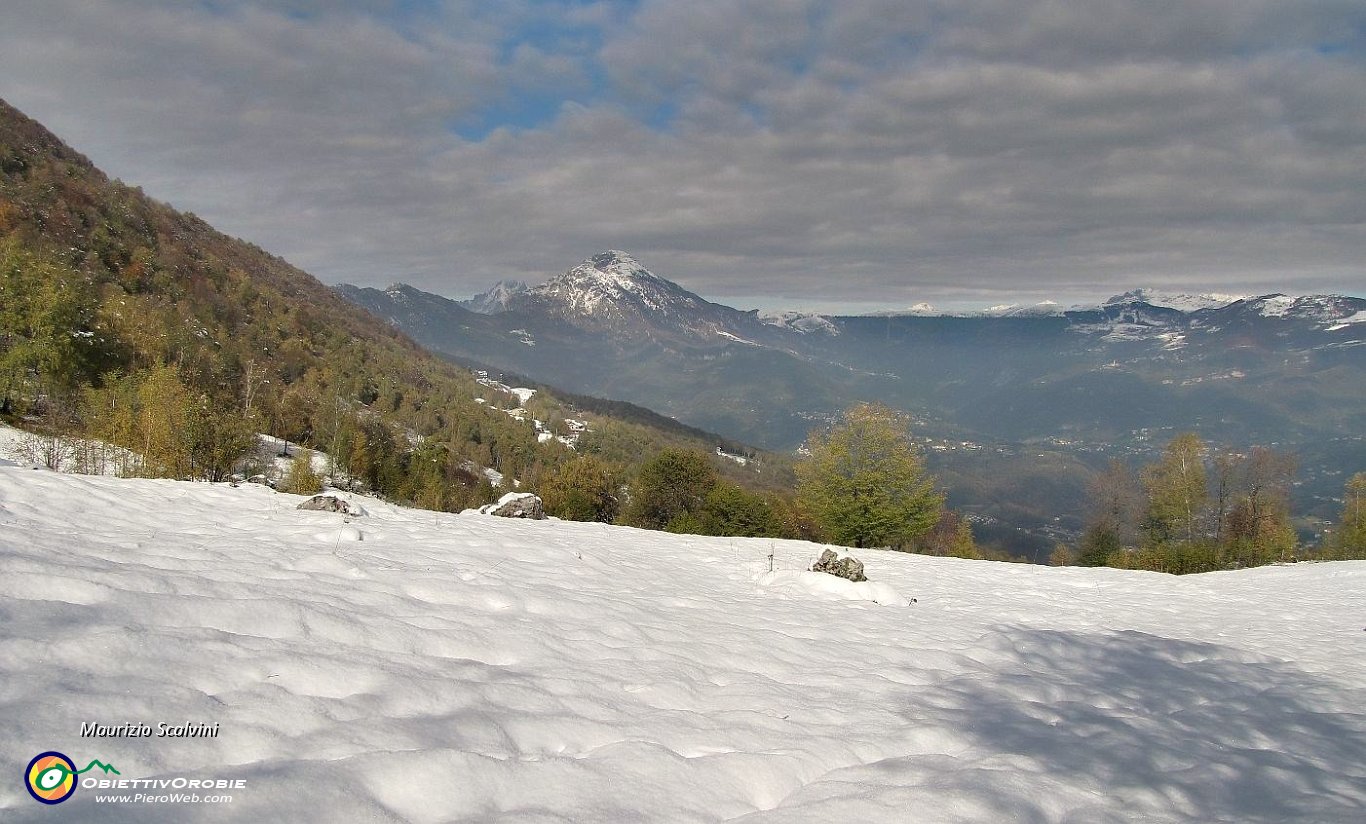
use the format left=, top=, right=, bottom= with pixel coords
left=295, top=493, right=367, bottom=516
left=810, top=548, right=868, bottom=582
left=2, top=467, right=1365, bottom=823
left=478, top=491, right=546, bottom=519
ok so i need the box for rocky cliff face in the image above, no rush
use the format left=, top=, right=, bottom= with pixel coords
left=462, top=280, right=530, bottom=314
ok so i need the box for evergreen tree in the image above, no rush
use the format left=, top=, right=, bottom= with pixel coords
left=0, top=239, right=105, bottom=414
left=1075, top=522, right=1122, bottom=567
left=623, top=448, right=718, bottom=531
left=695, top=483, right=783, bottom=538
left=796, top=402, right=942, bottom=549
left=184, top=393, right=256, bottom=482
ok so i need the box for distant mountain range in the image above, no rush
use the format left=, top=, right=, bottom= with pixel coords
left=338, top=250, right=1366, bottom=448
left=337, top=252, right=1366, bottom=549
left=934, top=288, right=1248, bottom=317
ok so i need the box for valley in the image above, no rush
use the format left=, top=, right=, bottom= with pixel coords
left=338, top=253, right=1366, bottom=552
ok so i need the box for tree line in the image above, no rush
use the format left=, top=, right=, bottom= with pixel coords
left=539, top=402, right=998, bottom=560
left=565, top=407, right=1365, bottom=570
left=1059, top=433, right=1366, bottom=571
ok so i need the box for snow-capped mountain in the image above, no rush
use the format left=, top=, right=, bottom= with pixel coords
left=955, top=290, right=1245, bottom=318
left=1104, top=288, right=1247, bottom=312
left=982, top=300, right=1066, bottom=317
left=759, top=310, right=840, bottom=336
left=521, top=251, right=696, bottom=319
left=462, top=279, right=529, bottom=314
left=1234, top=293, right=1366, bottom=325
left=1096, top=289, right=1366, bottom=329
left=506, top=251, right=770, bottom=344
left=883, top=289, right=1321, bottom=320
left=1065, top=291, right=1366, bottom=346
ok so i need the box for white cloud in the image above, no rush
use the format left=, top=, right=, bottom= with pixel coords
left=1, top=0, right=1363, bottom=306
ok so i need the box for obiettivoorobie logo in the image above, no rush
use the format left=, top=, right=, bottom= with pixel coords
left=24, top=751, right=120, bottom=805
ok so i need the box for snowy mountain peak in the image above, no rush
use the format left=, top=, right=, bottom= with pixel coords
left=463, top=279, right=530, bottom=315
left=528, top=251, right=703, bottom=322
left=585, top=250, right=653, bottom=280
left=515, top=251, right=773, bottom=345
left=555, top=250, right=672, bottom=298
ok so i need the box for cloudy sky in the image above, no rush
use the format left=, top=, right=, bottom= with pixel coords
left=2, top=0, right=1364, bottom=312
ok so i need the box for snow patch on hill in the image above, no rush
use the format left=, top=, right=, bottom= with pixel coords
left=717, top=329, right=763, bottom=346
left=0, top=422, right=139, bottom=475
left=1327, top=310, right=1366, bottom=331
left=474, top=371, right=585, bottom=449
left=1254, top=294, right=1297, bottom=318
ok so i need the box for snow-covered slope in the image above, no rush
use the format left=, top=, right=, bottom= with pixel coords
left=982, top=300, right=1065, bottom=317
left=1238, top=292, right=1366, bottom=325
left=3, top=469, right=1364, bottom=822
left=1104, top=289, right=1247, bottom=312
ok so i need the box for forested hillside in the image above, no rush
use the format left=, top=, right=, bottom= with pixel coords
left=0, top=98, right=772, bottom=512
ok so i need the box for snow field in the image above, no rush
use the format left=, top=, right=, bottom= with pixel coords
left=1, top=467, right=1364, bottom=822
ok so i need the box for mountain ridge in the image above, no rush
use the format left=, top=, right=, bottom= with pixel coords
left=341, top=256, right=1366, bottom=449
left=448, top=258, right=1357, bottom=320
left=339, top=252, right=1366, bottom=548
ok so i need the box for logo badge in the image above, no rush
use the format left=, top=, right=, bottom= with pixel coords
left=24, top=752, right=120, bottom=805
left=25, top=751, right=78, bottom=805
